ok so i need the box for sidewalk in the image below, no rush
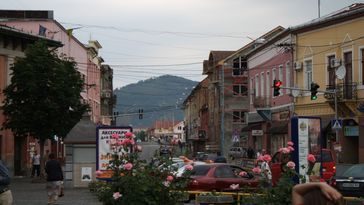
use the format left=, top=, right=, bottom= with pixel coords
left=11, top=177, right=102, bottom=205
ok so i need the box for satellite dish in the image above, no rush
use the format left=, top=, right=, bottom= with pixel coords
left=336, top=65, right=346, bottom=80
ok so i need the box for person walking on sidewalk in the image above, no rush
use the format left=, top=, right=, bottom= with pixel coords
left=31, top=150, right=40, bottom=178
left=0, top=160, right=13, bottom=205
left=45, top=153, right=63, bottom=205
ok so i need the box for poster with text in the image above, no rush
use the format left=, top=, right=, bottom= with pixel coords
left=96, top=126, right=132, bottom=179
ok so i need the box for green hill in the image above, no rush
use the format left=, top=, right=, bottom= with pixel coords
left=113, top=75, right=198, bottom=128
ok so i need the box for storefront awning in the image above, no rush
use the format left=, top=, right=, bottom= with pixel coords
left=241, top=124, right=261, bottom=132
left=270, top=121, right=288, bottom=134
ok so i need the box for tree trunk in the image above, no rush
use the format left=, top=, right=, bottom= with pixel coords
left=39, top=140, right=46, bottom=178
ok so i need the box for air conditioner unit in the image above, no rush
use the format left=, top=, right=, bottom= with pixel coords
left=330, top=58, right=341, bottom=68
left=294, top=61, right=302, bottom=71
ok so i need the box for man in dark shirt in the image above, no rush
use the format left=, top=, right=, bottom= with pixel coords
left=0, top=160, right=13, bottom=205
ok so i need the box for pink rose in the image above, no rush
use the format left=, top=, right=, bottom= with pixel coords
left=257, top=155, right=264, bottom=162
left=287, top=141, right=294, bottom=146
left=263, top=154, right=271, bottom=162
left=125, top=132, right=133, bottom=138
left=95, top=170, right=103, bottom=176
left=166, top=175, right=174, bottom=182
left=230, top=184, right=239, bottom=190
left=278, top=148, right=283, bottom=152
left=307, top=154, right=316, bottom=163
left=281, top=147, right=290, bottom=154
left=136, top=145, right=142, bottom=152
left=252, top=167, right=261, bottom=174
left=239, top=171, right=247, bottom=177
left=123, top=163, right=133, bottom=171
left=185, top=165, right=193, bottom=171
left=288, top=146, right=295, bottom=152
left=113, top=192, right=122, bottom=200
left=111, top=133, right=119, bottom=139
left=287, top=161, right=296, bottom=169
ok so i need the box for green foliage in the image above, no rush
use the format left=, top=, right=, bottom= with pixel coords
left=2, top=40, right=89, bottom=141
left=92, top=138, right=191, bottom=205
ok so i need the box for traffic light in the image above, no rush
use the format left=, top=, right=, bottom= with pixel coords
left=138, top=109, right=143, bottom=119
left=273, top=79, right=282, bottom=97
left=310, top=82, right=320, bottom=100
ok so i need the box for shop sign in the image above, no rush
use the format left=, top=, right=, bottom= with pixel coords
left=252, top=130, right=263, bottom=136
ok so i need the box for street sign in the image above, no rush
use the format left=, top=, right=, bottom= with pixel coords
left=332, top=119, right=342, bottom=130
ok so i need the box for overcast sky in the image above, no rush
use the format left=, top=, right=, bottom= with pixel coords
left=3, top=0, right=362, bottom=88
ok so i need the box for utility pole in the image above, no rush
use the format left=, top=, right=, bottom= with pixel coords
left=220, top=64, right=225, bottom=156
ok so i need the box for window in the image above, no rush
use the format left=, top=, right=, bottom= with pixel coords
left=278, top=65, right=283, bottom=95
left=233, top=84, right=248, bottom=96
left=233, top=111, right=246, bottom=123
left=214, top=166, right=235, bottom=178
left=285, top=62, right=291, bottom=94
left=327, top=55, right=336, bottom=88
left=255, top=75, right=259, bottom=97
left=232, top=57, right=247, bottom=76
left=361, top=49, right=364, bottom=85
left=260, top=72, right=265, bottom=97
left=266, top=71, right=270, bottom=97
left=304, top=59, right=313, bottom=89
left=272, top=68, right=276, bottom=97
left=250, top=78, right=254, bottom=104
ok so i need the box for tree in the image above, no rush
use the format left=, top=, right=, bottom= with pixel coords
left=2, top=40, right=89, bottom=175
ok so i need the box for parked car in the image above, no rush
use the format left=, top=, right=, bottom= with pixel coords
left=271, top=148, right=335, bottom=185
left=187, top=163, right=260, bottom=191
left=228, top=147, right=247, bottom=160
left=334, top=163, right=364, bottom=197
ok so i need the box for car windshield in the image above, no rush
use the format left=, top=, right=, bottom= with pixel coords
left=314, top=150, right=333, bottom=162
left=342, top=164, right=364, bottom=178
left=191, top=165, right=211, bottom=176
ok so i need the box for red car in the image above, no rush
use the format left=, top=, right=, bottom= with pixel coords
left=188, top=164, right=260, bottom=191
left=271, top=149, right=335, bottom=185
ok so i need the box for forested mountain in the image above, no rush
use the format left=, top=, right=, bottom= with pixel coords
left=113, top=75, right=199, bottom=128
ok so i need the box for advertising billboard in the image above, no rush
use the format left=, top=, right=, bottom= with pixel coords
left=291, top=117, right=321, bottom=182
left=96, top=126, right=133, bottom=179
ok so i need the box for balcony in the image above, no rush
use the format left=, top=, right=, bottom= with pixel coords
left=253, top=96, right=271, bottom=108
left=324, top=83, right=357, bottom=101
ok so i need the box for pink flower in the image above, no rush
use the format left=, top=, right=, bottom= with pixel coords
left=113, top=192, right=122, bottom=200
left=287, top=141, right=294, bottom=146
left=287, top=161, right=296, bottom=169
left=185, top=165, right=193, bottom=171
left=307, top=154, right=316, bottom=163
left=111, top=133, right=119, bottom=139
left=263, top=154, right=272, bottom=162
left=117, top=140, right=124, bottom=146
left=278, top=148, right=283, bottom=152
left=252, top=167, right=261, bottom=174
left=125, top=132, right=133, bottom=138
left=123, top=163, right=133, bottom=171
left=239, top=171, right=247, bottom=177
left=281, top=147, right=290, bottom=154
left=166, top=175, right=174, bottom=182
left=288, top=146, right=295, bottom=152
left=230, top=184, right=239, bottom=190
left=257, top=155, right=264, bottom=162
left=95, top=170, right=103, bottom=176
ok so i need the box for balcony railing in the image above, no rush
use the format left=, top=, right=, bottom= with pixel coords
left=324, top=83, right=358, bottom=101
left=253, top=96, right=271, bottom=108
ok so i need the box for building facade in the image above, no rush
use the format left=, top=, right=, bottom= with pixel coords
left=292, top=3, right=364, bottom=163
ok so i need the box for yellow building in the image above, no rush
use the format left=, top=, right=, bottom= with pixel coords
left=293, top=3, right=364, bottom=163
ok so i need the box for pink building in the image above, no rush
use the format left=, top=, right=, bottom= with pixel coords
left=246, top=28, right=293, bottom=154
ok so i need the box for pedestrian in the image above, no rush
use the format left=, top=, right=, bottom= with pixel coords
left=292, top=182, right=343, bottom=205
left=45, top=153, right=63, bottom=205
left=31, top=150, right=41, bottom=178
left=247, top=146, right=255, bottom=159
left=0, top=160, right=13, bottom=205
left=260, top=155, right=272, bottom=188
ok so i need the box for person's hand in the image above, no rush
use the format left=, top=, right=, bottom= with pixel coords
left=319, top=183, right=342, bottom=202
